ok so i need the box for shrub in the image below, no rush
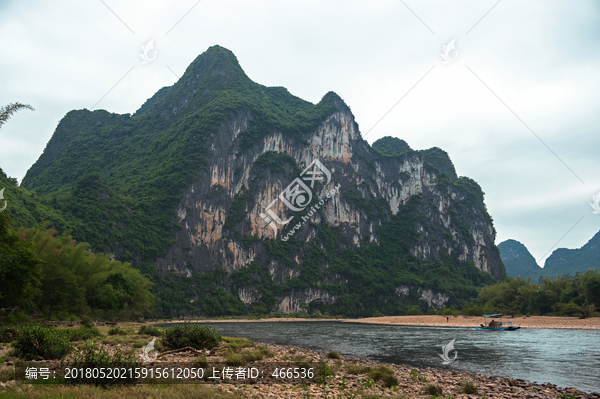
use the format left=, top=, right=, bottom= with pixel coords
left=409, top=369, right=418, bottom=380
left=222, top=336, right=253, bottom=352
left=293, top=356, right=311, bottom=369
left=326, top=350, right=341, bottom=359
left=314, top=363, right=333, bottom=385
left=436, top=308, right=460, bottom=316
left=257, top=345, right=275, bottom=358
left=424, top=384, right=443, bottom=396
left=108, top=326, right=127, bottom=336
left=224, top=352, right=244, bottom=366
left=161, top=323, right=220, bottom=351
left=12, top=325, right=72, bottom=360
left=459, top=380, right=478, bottom=394
left=407, top=305, right=422, bottom=315
left=344, top=364, right=372, bottom=375
left=0, top=326, right=18, bottom=343
left=241, top=349, right=264, bottom=362
left=67, top=326, right=102, bottom=341
left=65, top=341, right=139, bottom=386
left=138, top=325, right=162, bottom=337
left=81, top=317, right=93, bottom=328
left=195, top=354, right=208, bottom=368
left=366, top=365, right=398, bottom=387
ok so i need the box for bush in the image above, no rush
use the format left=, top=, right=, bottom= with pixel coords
left=326, top=350, right=341, bottom=359
left=424, top=383, right=443, bottom=396
left=407, top=305, right=422, bottom=315
left=0, top=326, right=18, bottom=343
left=344, top=364, right=372, bottom=375
left=81, top=317, right=93, bottom=328
left=65, top=341, right=139, bottom=386
left=436, top=308, right=460, bottom=316
left=314, top=363, right=333, bottom=385
left=257, top=345, right=274, bottom=358
left=12, top=325, right=72, bottom=360
left=366, top=365, right=398, bottom=387
left=138, top=325, right=162, bottom=337
left=224, top=352, right=244, bottom=366
left=222, top=336, right=253, bottom=352
left=161, top=323, right=220, bottom=350
left=108, top=326, right=127, bottom=336
left=459, top=380, right=478, bottom=394
left=67, top=326, right=102, bottom=341
left=195, top=354, right=208, bottom=368
left=241, top=349, right=264, bottom=362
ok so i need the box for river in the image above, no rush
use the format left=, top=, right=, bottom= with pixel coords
left=163, top=321, right=600, bottom=393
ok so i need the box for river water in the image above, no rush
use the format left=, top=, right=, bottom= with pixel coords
left=174, top=321, right=600, bottom=393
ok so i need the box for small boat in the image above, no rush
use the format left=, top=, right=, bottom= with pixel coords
left=476, top=314, right=521, bottom=331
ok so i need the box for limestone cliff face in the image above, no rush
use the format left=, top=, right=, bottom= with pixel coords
left=156, top=95, right=503, bottom=312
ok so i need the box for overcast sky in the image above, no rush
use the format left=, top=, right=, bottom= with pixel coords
left=1, top=0, right=599, bottom=266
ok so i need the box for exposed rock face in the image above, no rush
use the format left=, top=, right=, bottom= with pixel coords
left=155, top=92, right=503, bottom=312
left=395, top=285, right=450, bottom=310
left=275, top=288, right=337, bottom=313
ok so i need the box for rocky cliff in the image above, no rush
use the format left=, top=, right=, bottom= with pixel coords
left=21, top=46, right=503, bottom=317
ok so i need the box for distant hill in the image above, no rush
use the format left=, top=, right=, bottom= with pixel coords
left=499, top=232, right=600, bottom=280
left=542, top=230, right=600, bottom=279
left=498, top=239, right=542, bottom=279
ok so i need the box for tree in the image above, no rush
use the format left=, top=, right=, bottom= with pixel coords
left=0, top=102, right=34, bottom=130
left=0, top=214, right=43, bottom=312
left=556, top=301, right=596, bottom=319
left=583, top=273, right=600, bottom=305
left=20, top=225, right=155, bottom=320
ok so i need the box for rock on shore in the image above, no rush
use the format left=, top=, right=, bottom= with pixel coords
left=210, top=343, right=599, bottom=399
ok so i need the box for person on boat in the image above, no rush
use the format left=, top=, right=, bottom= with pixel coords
left=489, top=319, right=499, bottom=327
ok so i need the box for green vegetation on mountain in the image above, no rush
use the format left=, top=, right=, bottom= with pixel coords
left=372, top=136, right=457, bottom=178
left=498, top=239, right=542, bottom=279
left=371, top=136, right=411, bottom=156
left=541, top=231, right=600, bottom=279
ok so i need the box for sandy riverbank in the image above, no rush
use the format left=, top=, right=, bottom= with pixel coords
left=348, top=315, right=600, bottom=329
left=159, top=315, right=600, bottom=329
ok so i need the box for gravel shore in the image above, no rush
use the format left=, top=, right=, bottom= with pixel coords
left=213, top=343, right=600, bottom=398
